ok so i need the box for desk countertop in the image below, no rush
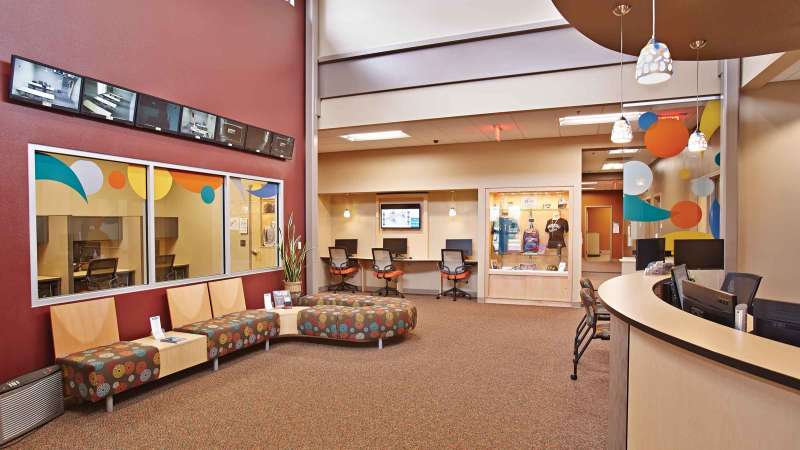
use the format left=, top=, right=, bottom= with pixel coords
left=598, top=273, right=800, bottom=390
left=321, top=256, right=477, bottom=263
left=73, top=268, right=134, bottom=278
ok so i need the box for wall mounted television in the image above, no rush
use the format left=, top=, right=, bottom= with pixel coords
left=380, top=204, right=421, bottom=230
left=8, top=55, right=83, bottom=112
left=270, top=133, right=294, bottom=159
left=244, top=127, right=272, bottom=154
left=80, top=78, right=137, bottom=123
left=135, top=94, right=181, bottom=133
left=216, top=118, right=246, bottom=149
left=180, top=107, right=217, bottom=141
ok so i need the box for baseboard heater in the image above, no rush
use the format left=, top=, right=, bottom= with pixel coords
left=0, top=365, right=63, bottom=446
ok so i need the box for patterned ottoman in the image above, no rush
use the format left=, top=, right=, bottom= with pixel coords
left=296, top=293, right=417, bottom=347
left=58, top=341, right=160, bottom=403
left=175, top=310, right=280, bottom=360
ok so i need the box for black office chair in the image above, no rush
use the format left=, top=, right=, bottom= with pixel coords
left=372, top=248, right=404, bottom=298
left=328, top=247, right=359, bottom=292
left=571, top=287, right=610, bottom=380
left=721, top=272, right=763, bottom=314
left=574, top=278, right=610, bottom=364
left=437, top=249, right=471, bottom=301
left=85, top=258, right=119, bottom=291
left=156, top=254, right=177, bottom=282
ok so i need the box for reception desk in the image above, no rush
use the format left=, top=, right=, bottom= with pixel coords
left=599, top=273, right=800, bottom=450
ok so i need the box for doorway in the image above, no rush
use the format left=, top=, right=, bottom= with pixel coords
left=584, top=206, right=612, bottom=262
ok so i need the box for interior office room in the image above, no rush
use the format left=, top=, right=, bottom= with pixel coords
left=1, top=0, right=800, bottom=449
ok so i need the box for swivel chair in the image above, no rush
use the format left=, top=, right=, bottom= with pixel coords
left=85, top=258, right=119, bottom=291
left=438, top=249, right=471, bottom=301
left=720, top=272, right=763, bottom=314
left=328, top=247, right=359, bottom=292
left=571, top=287, right=610, bottom=380
left=372, top=248, right=404, bottom=298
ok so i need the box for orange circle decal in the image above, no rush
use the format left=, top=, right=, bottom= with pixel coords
left=670, top=201, right=702, bottom=229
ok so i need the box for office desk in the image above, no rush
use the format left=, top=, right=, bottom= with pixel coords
left=600, top=273, right=800, bottom=450
left=17, top=86, right=55, bottom=101
left=321, top=256, right=477, bottom=295
left=74, top=268, right=135, bottom=292
left=37, top=275, right=62, bottom=298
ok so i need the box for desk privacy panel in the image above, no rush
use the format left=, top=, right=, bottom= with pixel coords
left=622, top=105, right=722, bottom=242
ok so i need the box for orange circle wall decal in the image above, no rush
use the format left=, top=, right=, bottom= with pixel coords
left=645, top=119, right=689, bottom=158
left=108, top=171, right=126, bottom=189
left=670, top=201, right=702, bottom=229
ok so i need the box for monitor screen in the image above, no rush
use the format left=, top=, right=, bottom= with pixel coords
left=135, top=94, right=181, bottom=133
left=381, top=204, right=421, bottom=230
left=674, top=239, right=724, bottom=270
left=446, top=239, right=473, bottom=257
left=383, top=238, right=408, bottom=256
left=682, top=280, right=737, bottom=327
left=9, top=56, right=83, bottom=111
left=216, top=118, right=246, bottom=148
left=244, top=127, right=271, bottom=154
left=80, top=79, right=137, bottom=123
left=635, top=238, right=665, bottom=271
left=334, top=239, right=358, bottom=257
left=270, top=133, right=294, bottom=159
left=180, top=107, right=217, bottom=140
left=754, top=299, right=800, bottom=347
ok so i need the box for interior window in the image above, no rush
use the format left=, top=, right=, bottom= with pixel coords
left=229, top=177, right=280, bottom=272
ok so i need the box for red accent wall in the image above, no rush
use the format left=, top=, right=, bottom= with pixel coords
left=0, top=0, right=306, bottom=382
left=582, top=190, right=624, bottom=260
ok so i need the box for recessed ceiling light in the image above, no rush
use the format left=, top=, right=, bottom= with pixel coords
left=608, top=148, right=640, bottom=154
left=340, top=130, right=410, bottom=142
left=601, top=160, right=626, bottom=171
left=559, top=112, right=644, bottom=126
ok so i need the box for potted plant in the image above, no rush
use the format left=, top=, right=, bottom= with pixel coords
left=279, top=213, right=309, bottom=298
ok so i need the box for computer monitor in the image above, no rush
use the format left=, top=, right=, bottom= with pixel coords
left=681, top=280, right=737, bottom=327
left=674, top=239, right=725, bottom=270
left=334, top=239, right=358, bottom=257
left=670, top=264, right=690, bottom=308
left=635, top=238, right=665, bottom=271
left=753, top=299, right=800, bottom=347
left=446, top=239, right=472, bottom=257
left=383, top=238, right=408, bottom=257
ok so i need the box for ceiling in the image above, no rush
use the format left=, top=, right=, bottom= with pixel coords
left=320, top=101, right=703, bottom=158
left=552, top=0, right=800, bottom=61
left=581, top=146, right=656, bottom=175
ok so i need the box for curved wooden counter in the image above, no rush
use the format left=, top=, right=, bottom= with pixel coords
left=598, top=273, right=800, bottom=450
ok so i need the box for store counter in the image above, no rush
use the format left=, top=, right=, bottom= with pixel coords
left=599, top=273, right=800, bottom=450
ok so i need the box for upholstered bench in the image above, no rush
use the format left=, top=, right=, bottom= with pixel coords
left=50, top=297, right=160, bottom=412
left=167, top=279, right=279, bottom=370
left=295, top=293, right=417, bottom=348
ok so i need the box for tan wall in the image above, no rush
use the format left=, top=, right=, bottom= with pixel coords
left=739, top=80, right=800, bottom=302
left=587, top=206, right=612, bottom=251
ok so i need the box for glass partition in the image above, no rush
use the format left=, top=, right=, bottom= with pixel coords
left=229, top=177, right=280, bottom=272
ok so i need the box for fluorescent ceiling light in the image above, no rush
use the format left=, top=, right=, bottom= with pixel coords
left=582, top=187, right=597, bottom=190
left=581, top=181, right=598, bottom=185
left=559, top=112, right=643, bottom=126
left=608, top=148, right=640, bottom=154
left=340, top=130, right=410, bottom=142
left=623, top=95, right=721, bottom=108
left=601, top=161, right=625, bottom=171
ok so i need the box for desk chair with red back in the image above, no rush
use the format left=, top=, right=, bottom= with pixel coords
left=372, top=248, right=404, bottom=298
left=438, top=249, right=471, bottom=301
left=328, top=247, right=359, bottom=292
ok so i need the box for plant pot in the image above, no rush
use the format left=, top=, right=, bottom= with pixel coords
left=284, top=280, right=302, bottom=299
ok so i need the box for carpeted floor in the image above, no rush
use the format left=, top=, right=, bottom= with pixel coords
left=12, top=296, right=609, bottom=449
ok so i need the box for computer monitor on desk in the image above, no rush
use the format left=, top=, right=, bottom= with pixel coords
left=383, top=238, right=408, bottom=258
left=753, top=299, right=800, bottom=347
left=674, top=239, right=724, bottom=270
left=446, top=239, right=472, bottom=257
left=334, top=239, right=358, bottom=257
left=635, top=238, right=665, bottom=271
left=681, top=280, right=737, bottom=327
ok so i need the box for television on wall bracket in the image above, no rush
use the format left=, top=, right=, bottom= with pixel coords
left=8, top=55, right=83, bottom=112
left=270, top=133, right=294, bottom=160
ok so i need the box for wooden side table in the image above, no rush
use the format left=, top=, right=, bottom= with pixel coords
left=270, top=306, right=310, bottom=336
left=133, top=331, right=207, bottom=377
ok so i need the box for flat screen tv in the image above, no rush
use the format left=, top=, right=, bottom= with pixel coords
left=244, top=127, right=271, bottom=154
left=80, top=78, right=137, bottom=123
left=9, top=55, right=83, bottom=112
left=180, top=107, right=217, bottom=140
left=381, top=204, right=421, bottom=230
left=216, top=118, right=246, bottom=148
left=135, top=94, right=181, bottom=133
left=270, top=133, right=294, bottom=159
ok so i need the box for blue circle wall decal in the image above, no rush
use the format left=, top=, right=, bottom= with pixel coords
left=714, top=152, right=721, bottom=166
left=200, top=185, right=215, bottom=204
left=638, top=112, right=658, bottom=131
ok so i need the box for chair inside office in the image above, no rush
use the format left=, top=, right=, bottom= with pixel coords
left=371, top=248, right=404, bottom=298
left=328, top=246, right=359, bottom=292
left=85, top=257, right=119, bottom=291
left=438, top=249, right=471, bottom=301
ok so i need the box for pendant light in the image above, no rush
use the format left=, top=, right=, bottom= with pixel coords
left=611, top=4, right=633, bottom=144
left=687, top=40, right=708, bottom=152
left=343, top=194, right=351, bottom=218
left=636, top=0, right=673, bottom=85
left=448, top=190, right=457, bottom=217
